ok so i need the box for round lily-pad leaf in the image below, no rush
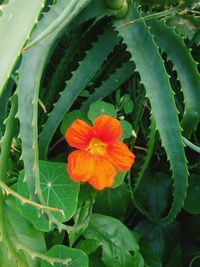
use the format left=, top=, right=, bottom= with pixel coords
left=41, top=245, right=88, bottom=267
left=17, top=161, right=80, bottom=231
left=120, top=120, right=133, bottom=139
left=88, top=100, right=117, bottom=122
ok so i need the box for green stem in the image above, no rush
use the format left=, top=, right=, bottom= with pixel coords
left=183, top=137, right=200, bottom=154
left=0, top=94, right=18, bottom=181
left=118, top=0, right=198, bottom=28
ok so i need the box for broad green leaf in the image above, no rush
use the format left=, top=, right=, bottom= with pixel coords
left=84, top=214, right=144, bottom=267
left=184, top=174, right=200, bottom=214
left=94, top=183, right=129, bottom=220
left=120, top=120, right=133, bottom=139
left=135, top=220, right=181, bottom=264
left=88, top=100, right=117, bottom=122
left=60, top=110, right=90, bottom=136
left=41, top=245, right=89, bottom=267
left=134, top=171, right=171, bottom=218
left=17, top=161, right=79, bottom=231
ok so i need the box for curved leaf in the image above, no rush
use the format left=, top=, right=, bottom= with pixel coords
left=148, top=19, right=200, bottom=138
left=0, top=0, right=45, bottom=97
left=114, top=2, right=188, bottom=223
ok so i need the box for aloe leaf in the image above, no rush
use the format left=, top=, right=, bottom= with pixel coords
left=0, top=0, right=45, bottom=97
left=39, top=29, right=119, bottom=159
left=81, top=61, right=134, bottom=111
left=17, top=0, right=92, bottom=200
left=114, top=3, right=188, bottom=223
left=24, top=0, right=91, bottom=50
left=148, top=19, right=200, bottom=138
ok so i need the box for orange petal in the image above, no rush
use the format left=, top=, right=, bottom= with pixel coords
left=88, top=157, right=116, bottom=190
left=92, top=115, right=122, bottom=144
left=67, top=150, right=94, bottom=182
left=107, top=141, right=135, bottom=172
left=66, top=119, right=93, bottom=150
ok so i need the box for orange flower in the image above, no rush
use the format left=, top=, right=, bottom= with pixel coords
left=65, top=115, right=135, bottom=190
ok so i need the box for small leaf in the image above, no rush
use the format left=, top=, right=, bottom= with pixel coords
left=84, top=214, right=144, bottom=267
left=41, top=245, right=89, bottom=267
left=60, top=110, right=90, bottom=136
left=121, top=94, right=134, bottom=114
left=184, top=174, right=200, bottom=214
left=77, top=239, right=101, bottom=255
left=17, top=161, right=80, bottom=231
left=113, top=171, right=128, bottom=188
left=120, top=120, right=133, bottom=139
left=88, top=100, right=117, bottom=122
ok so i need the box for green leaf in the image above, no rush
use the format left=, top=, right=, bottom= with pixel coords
left=148, top=19, right=200, bottom=138
left=184, top=174, right=200, bottom=214
left=81, top=62, right=134, bottom=112
left=118, top=94, right=134, bottom=114
left=120, top=120, right=133, bottom=139
left=40, top=245, right=89, bottom=267
left=135, top=220, right=181, bottom=264
left=0, top=0, right=45, bottom=97
left=60, top=110, right=90, bottom=136
left=113, top=171, right=128, bottom=188
left=139, top=240, right=162, bottom=267
left=77, top=239, right=102, bottom=255
left=134, top=171, right=171, bottom=218
left=165, top=245, right=183, bottom=267
left=0, top=243, right=17, bottom=267
left=84, top=214, right=144, bottom=267
left=114, top=2, right=188, bottom=223
left=5, top=197, right=46, bottom=267
left=94, top=183, right=129, bottom=220
left=87, top=100, right=117, bottom=123
left=166, top=14, right=200, bottom=42
left=17, top=161, right=79, bottom=231
left=89, top=249, right=107, bottom=267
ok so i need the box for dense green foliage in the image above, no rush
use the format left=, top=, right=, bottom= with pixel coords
left=0, top=0, right=200, bottom=266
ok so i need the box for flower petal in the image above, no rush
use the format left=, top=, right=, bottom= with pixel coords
left=107, top=141, right=135, bottom=172
left=88, top=157, right=116, bottom=190
left=67, top=150, right=94, bottom=182
left=66, top=119, right=93, bottom=150
left=92, top=115, right=122, bottom=144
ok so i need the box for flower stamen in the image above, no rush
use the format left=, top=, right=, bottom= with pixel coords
left=87, top=138, right=107, bottom=156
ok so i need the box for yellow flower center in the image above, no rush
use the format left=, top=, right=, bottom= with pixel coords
left=87, top=138, right=107, bottom=156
